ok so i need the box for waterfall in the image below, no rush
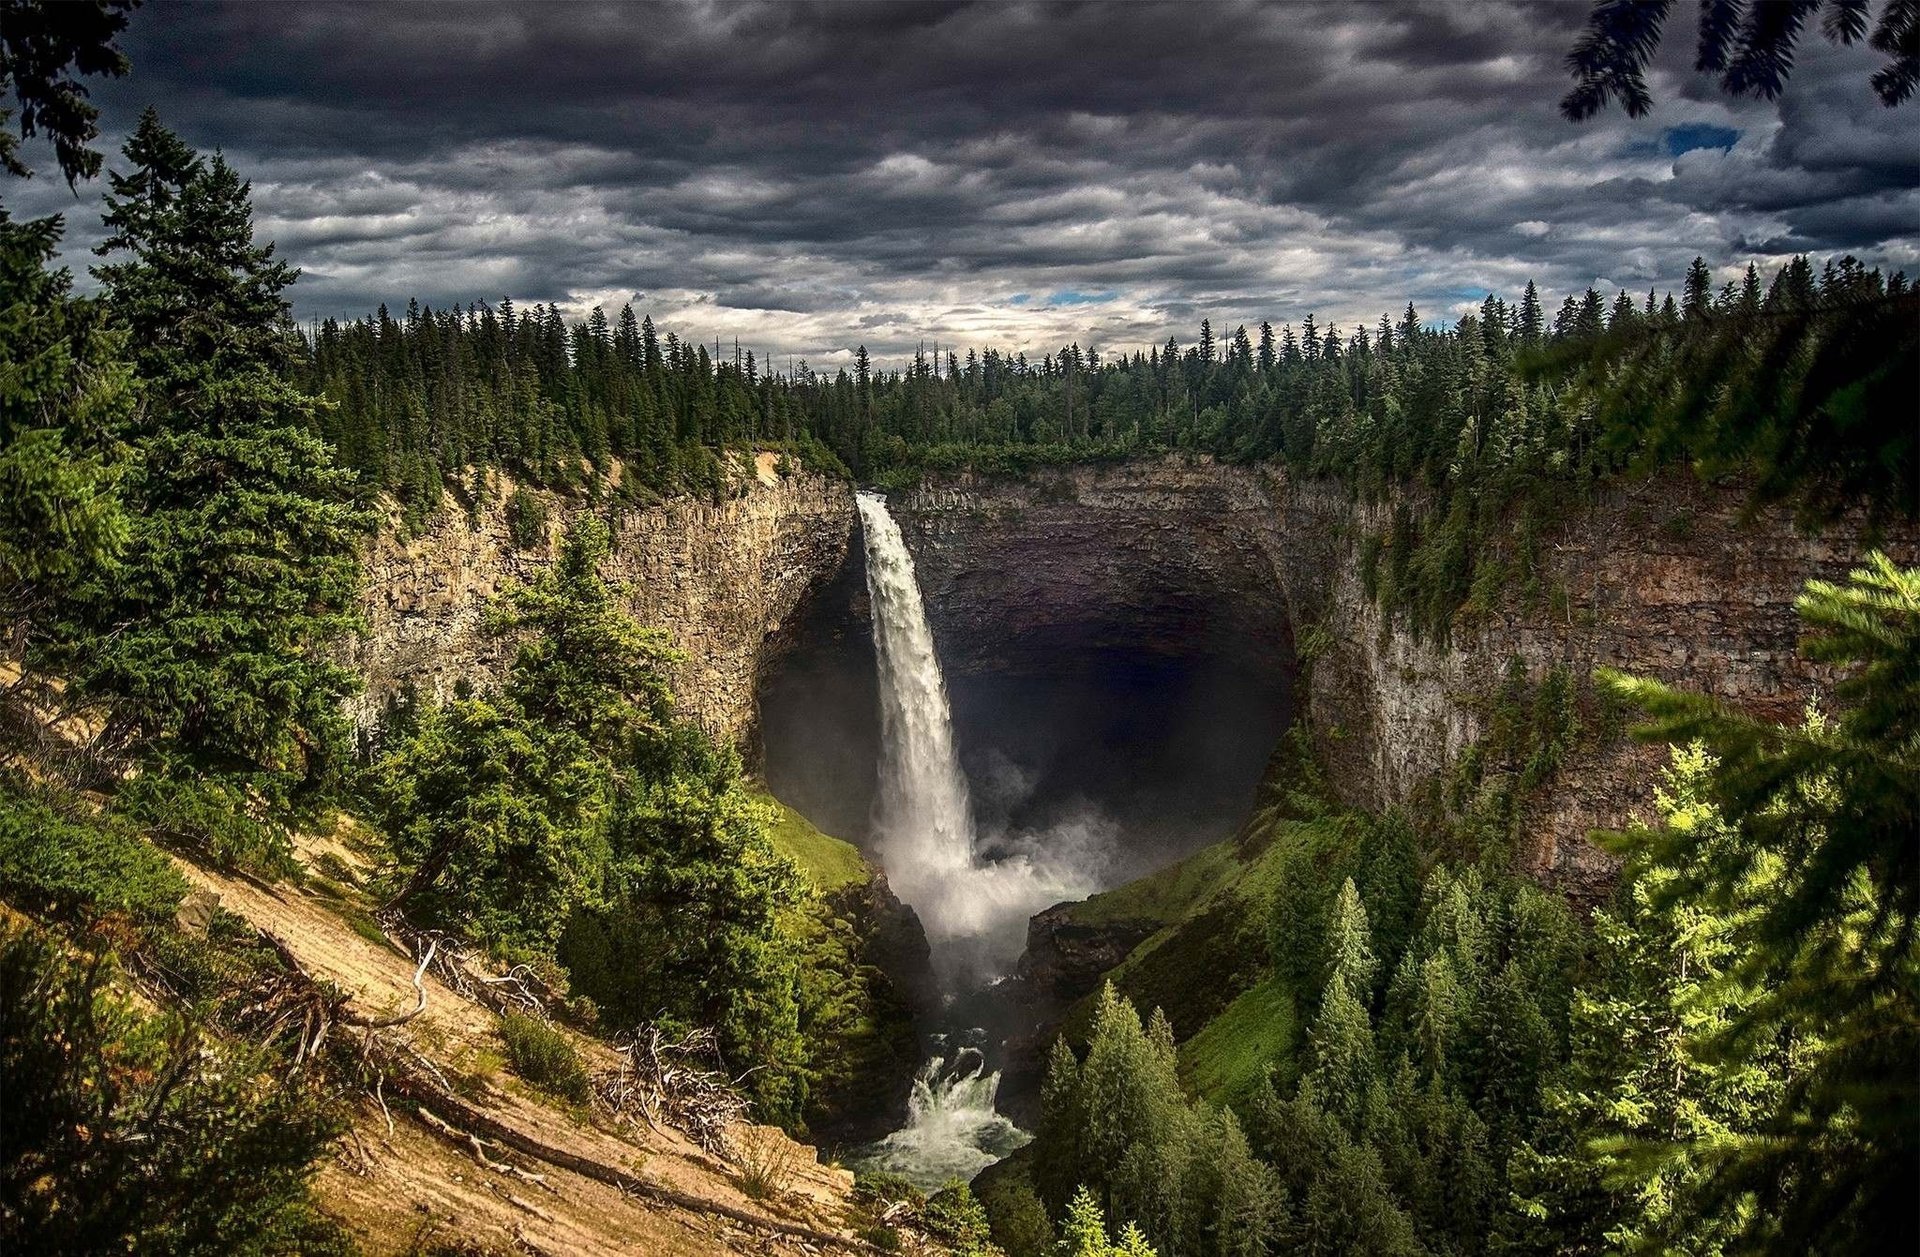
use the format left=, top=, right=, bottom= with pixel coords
left=855, top=490, right=1100, bottom=1187
left=857, top=490, right=1097, bottom=988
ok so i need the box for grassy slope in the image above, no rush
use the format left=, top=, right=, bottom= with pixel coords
left=1054, top=806, right=1352, bottom=1108
left=754, top=788, right=870, bottom=893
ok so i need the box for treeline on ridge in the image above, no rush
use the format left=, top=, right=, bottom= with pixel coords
left=301, top=254, right=1916, bottom=638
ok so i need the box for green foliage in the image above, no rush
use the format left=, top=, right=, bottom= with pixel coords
left=1036, top=986, right=1281, bottom=1257
left=0, top=776, right=186, bottom=924
left=503, top=485, right=547, bottom=549
left=376, top=694, right=604, bottom=952
left=115, top=772, right=297, bottom=878
left=497, top=1011, right=589, bottom=1104
left=758, top=789, right=869, bottom=892
left=0, top=923, right=352, bottom=1255
left=1577, top=551, right=1920, bottom=1253
left=55, top=111, right=370, bottom=804
left=0, top=0, right=137, bottom=187
left=1509, top=742, right=1778, bottom=1254
left=565, top=736, right=808, bottom=1118
left=0, top=209, right=130, bottom=598
left=1175, top=977, right=1297, bottom=1108
left=1054, top=1187, right=1158, bottom=1257
left=923, top=1181, right=997, bottom=1257
left=975, top=1162, right=1055, bottom=1257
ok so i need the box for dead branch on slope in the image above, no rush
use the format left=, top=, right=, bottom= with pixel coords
left=593, top=1024, right=750, bottom=1154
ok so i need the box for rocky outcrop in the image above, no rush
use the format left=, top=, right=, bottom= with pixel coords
left=1018, top=902, right=1158, bottom=1003
left=348, top=468, right=854, bottom=749
left=890, top=458, right=1917, bottom=899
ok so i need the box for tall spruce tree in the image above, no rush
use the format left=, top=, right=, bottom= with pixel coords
left=65, top=113, right=369, bottom=811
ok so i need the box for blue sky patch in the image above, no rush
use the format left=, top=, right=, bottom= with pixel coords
left=1009, top=293, right=1031, bottom=305
left=1664, top=123, right=1739, bottom=156
left=1047, top=289, right=1118, bottom=306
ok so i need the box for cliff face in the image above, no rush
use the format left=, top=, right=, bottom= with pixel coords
left=892, top=459, right=1916, bottom=899
left=348, top=468, right=855, bottom=749
left=891, top=465, right=1295, bottom=680
left=348, top=456, right=1914, bottom=902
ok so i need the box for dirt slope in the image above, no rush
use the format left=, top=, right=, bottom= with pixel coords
left=175, top=842, right=873, bottom=1256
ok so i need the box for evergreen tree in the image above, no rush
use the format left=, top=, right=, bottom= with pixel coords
left=1595, top=553, right=1920, bottom=1252
left=66, top=114, right=369, bottom=808
left=1512, top=742, right=1779, bottom=1255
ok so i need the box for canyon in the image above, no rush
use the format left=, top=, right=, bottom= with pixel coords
left=340, top=452, right=1916, bottom=1183
left=353, top=456, right=1912, bottom=910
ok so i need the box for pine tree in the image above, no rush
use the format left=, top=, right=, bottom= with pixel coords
left=63, top=114, right=369, bottom=811
left=1326, top=878, right=1379, bottom=1001
left=1058, top=1186, right=1113, bottom=1257
left=1512, top=742, right=1778, bottom=1254
left=1301, top=970, right=1377, bottom=1134
left=1597, top=552, right=1920, bottom=1252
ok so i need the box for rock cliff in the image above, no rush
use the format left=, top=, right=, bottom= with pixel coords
left=890, top=459, right=1917, bottom=899
left=347, top=467, right=855, bottom=750
left=348, top=456, right=1915, bottom=902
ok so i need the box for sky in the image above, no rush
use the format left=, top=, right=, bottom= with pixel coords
left=12, top=0, right=1918, bottom=369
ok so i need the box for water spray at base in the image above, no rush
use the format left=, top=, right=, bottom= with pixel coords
left=857, top=490, right=1102, bottom=989
left=852, top=1035, right=1031, bottom=1186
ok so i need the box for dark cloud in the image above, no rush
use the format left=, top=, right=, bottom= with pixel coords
left=12, top=0, right=1915, bottom=364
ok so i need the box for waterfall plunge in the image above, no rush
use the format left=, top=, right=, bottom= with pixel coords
left=857, top=490, right=1098, bottom=990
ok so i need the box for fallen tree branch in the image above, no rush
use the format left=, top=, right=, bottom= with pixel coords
left=415, top=1107, right=555, bottom=1193
left=386, top=1070, right=882, bottom=1254
left=595, top=1024, right=748, bottom=1154
left=341, top=936, right=437, bottom=1029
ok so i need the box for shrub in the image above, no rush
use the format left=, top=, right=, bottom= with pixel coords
left=0, top=782, right=186, bottom=925
left=924, top=1181, right=996, bottom=1255
left=498, top=1010, right=589, bottom=1103
left=0, top=924, right=352, bottom=1255
left=504, top=487, right=548, bottom=550
left=728, top=1124, right=800, bottom=1200
left=115, top=773, right=297, bottom=879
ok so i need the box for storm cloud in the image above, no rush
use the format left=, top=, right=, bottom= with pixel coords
left=13, top=0, right=1917, bottom=366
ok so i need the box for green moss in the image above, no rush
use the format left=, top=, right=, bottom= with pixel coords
left=755, top=789, right=869, bottom=893
left=1177, top=975, right=1300, bottom=1106
left=1068, top=840, right=1239, bottom=927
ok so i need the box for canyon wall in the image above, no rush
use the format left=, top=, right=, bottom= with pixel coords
left=893, top=459, right=1916, bottom=899
left=346, top=455, right=1914, bottom=902
left=347, top=467, right=855, bottom=749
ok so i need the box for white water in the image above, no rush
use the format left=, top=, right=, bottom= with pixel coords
left=855, top=490, right=1103, bottom=1187
left=857, top=490, right=1101, bottom=990
left=852, top=1037, right=1031, bottom=1188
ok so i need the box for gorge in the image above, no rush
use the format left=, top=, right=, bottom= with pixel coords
left=342, top=452, right=1915, bottom=1183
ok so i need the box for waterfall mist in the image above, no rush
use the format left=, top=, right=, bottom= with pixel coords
left=857, top=490, right=1110, bottom=990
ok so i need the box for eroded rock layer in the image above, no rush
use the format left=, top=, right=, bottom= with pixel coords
left=348, top=469, right=854, bottom=748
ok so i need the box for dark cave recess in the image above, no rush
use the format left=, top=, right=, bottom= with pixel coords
left=757, top=533, right=1295, bottom=886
